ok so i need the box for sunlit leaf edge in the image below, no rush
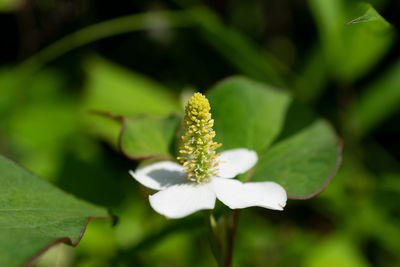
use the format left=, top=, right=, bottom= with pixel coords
left=344, top=3, right=391, bottom=26
left=26, top=216, right=112, bottom=266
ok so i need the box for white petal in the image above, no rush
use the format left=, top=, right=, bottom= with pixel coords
left=217, top=148, right=258, bottom=178
left=149, top=183, right=216, bottom=219
left=129, top=161, right=187, bottom=190
left=210, top=178, right=287, bottom=210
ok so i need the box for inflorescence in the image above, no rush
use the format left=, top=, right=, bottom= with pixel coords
left=177, top=93, right=222, bottom=183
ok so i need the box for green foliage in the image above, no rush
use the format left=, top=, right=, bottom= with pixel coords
left=118, top=76, right=341, bottom=199
left=207, top=77, right=291, bottom=152
left=81, top=56, right=181, bottom=146
left=82, top=57, right=180, bottom=116
left=0, top=155, right=109, bottom=267
left=253, top=120, right=341, bottom=199
left=0, top=68, right=79, bottom=179
left=0, top=0, right=22, bottom=12
left=119, top=115, right=181, bottom=159
left=188, top=7, right=287, bottom=87
left=351, top=60, right=400, bottom=136
left=305, top=236, right=370, bottom=267
left=18, top=10, right=193, bottom=75
left=308, top=0, right=395, bottom=82
left=1, top=0, right=399, bottom=266
left=345, top=3, right=388, bottom=24
left=207, top=77, right=341, bottom=198
left=293, top=47, right=328, bottom=103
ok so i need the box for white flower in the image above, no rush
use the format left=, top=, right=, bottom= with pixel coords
left=129, top=148, right=287, bottom=219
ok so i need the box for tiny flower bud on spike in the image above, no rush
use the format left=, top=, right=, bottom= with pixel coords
left=178, top=92, right=221, bottom=183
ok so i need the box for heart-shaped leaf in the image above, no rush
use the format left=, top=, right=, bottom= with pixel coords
left=0, top=155, right=110, bottom=267
left=252, top=120, right=342, bottom=199
left=207, top=76, right=341, bottom=199
left=119, top=115, right=181, bottom=160
left=207, top=76, right=291, bottom=152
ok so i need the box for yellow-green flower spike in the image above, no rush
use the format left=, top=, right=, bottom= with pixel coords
left=178, top=92, right=222, bottom=183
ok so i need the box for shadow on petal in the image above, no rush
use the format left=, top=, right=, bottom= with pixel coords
left=130, top=161, right=189, bottom=190
left=147, top=169, right=188, bottom=188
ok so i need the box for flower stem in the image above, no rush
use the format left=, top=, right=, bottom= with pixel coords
left=204, top=211, right=223, bottom=266
left=204, top=209, right=241, bottom=267
left=224, top=209, right=241, bottom=267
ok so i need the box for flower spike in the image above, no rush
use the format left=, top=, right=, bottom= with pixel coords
left=178, top=93, right=221, bottom=183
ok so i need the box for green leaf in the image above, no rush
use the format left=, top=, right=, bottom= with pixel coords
left=81, top=56, right=182, bottom=146
left=119, top=115, right=181, bottom=160
left=308, top=1, right=395, bottom=82
left=344, top=4, right=387, bottom=25
left=207, top=76, right=291, bottom=152
left=0, top=155, right=110, bottom=267
left=207, top=76, right=341, bottom=199
left=253, top=120, right=342, bottom=199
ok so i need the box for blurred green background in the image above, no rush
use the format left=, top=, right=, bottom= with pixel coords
left=1, top=0, right=400, bottom=266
